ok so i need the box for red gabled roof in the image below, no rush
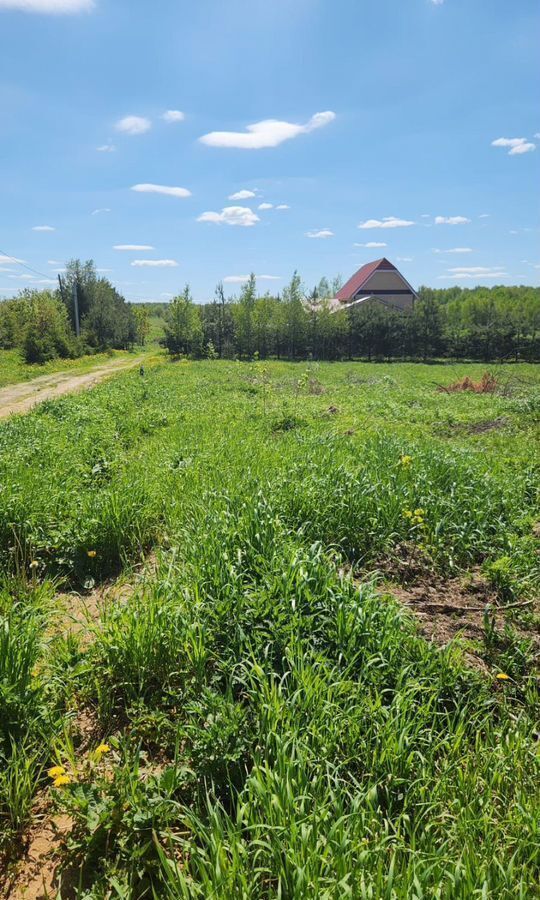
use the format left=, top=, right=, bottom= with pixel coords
left=336, top=257, right=398, bottom=301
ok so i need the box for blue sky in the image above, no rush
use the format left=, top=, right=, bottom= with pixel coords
left=0, top=0, right=539, bottom=303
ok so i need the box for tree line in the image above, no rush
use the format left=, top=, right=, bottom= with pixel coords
left=0, top=260, right=150, bottom=363
left=1, top=263, right=539, bottom=364
left=163, top=275, right=540, bottom=362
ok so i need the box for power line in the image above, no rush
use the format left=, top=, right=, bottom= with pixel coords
left=0, top=248, right=56, bottom=282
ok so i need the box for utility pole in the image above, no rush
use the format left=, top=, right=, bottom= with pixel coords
left=72, top=280, right=80, bottom=337
left=57, top=273, right=66, bottom=303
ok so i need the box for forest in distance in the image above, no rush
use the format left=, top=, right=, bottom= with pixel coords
left=1, top=260, right=540, bottom=365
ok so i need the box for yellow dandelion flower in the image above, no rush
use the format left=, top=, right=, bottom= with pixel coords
left=87, top=550, right=97, bottom=559
left=414, top=508, right=425, bottom=517
left=29, top=560, right=39, bottom=569
left=400, top=455, right=412, bottom=467
left=496, top=673, right=510, bottom=680
left=96, top=743, right=111, bottom=754
left=48, top=765, right=66, bottom=779
left=53, top=774, right=71, bottom=787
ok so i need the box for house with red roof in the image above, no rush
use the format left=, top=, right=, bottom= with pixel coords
left=334, top=258, right=417, bottom=312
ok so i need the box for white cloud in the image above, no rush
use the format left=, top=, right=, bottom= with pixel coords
left=258, top=202, right=273, bottom=210
left=358, top=216, right=414, bottom=229
left=306, top=229, right=334, bottom=239
left=431, top=0, right=444, bottom=5
left=439, top=272, right=507, bottom=281
left=0, top=254, right=24, bottom=264
left=228, top=189, right=256, bottom=200
left=115, top=116, right=151, bottom=136
left=447, top=266, right=505, bottom=274
left=8, top=273, right=56, bottom=284
left=47, top=259, right=61, bottom=265
left=31, top=224, right=55, bottom=231
left=223, top=274, right=281, bottom=284
left=433, top=247, right=473, bottom=254
left=0, top=0, right=93, bottom=11
left=354, top=241, right=387, bottom=248
left=131, top=183, right=191, bottom=198
left=434, top=215, right=471, bottom=225
left=421, top=214, right=431, bottom=218
left=199, top=110, right=335, bottom=149
left=114, top=244, right=155, bottom=251
left=509, top=142, right=535, bottom=155
left=0, top=267, right=15, bottom=272
left=131, top=259, right=178, bottom=268
left=162, top=110, right=185, bottom=123
left=91, top=208, right=111, bottom=215
left=275, top=204, right=290, bottom=210
left=97, top=144, right=115, bottom=152
left=479, top=213, right=490, bottom=218
left=492, top=137, right=536, bottom=156
left=397, top=257, right=413, bottom=262
left=197, top=206, right=259, bottom=227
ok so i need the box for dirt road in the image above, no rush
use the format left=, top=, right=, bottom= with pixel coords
left=0, top=355, right=146, bottom=420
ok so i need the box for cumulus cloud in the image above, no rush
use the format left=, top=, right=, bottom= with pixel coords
left=434, top=215, right=471, bottom=225
left=492, top=137, right=536, bottom=156
left=131, top=259, right=178, bottom=268
left=358, top=217, right=414, bottom=229
left=115, top=116, right=151, bottom=135
left=199, top=110, right=335, bottom=149
left=97, top=144, right=115, bottom=152
left=131, top=183, right=191, bottom=198
left=275, top=204, right=290, bottom=210
left=91, top=208, right=111, bottom=215
left=306, top=229, right=334, bottom=238
left=197, top=206, right=259, bottom=227
left=114, top=244, right=155, bottom=251
left=228, top=189, right=256, bottom=200
left=162, top=110, right=185, bottom=123
left=354, top=241, right=387, bottom=248
left=223, top=274, right=281, bottom=284
left=258, top=202, right=273, bottom=210
left=31, top=225, right=55, bottom=231
left=0, top=0, right=93, bottom=11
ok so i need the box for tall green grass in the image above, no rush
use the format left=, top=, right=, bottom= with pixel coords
left=0, top=360, right=538, bottom=894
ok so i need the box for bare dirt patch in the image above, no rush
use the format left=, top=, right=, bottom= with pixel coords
left=387, top=572, right=539, bottom=672
left=4, top=809, right=72, bottom=900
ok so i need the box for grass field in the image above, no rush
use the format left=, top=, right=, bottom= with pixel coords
left=0, top=360, right=539, bottom=897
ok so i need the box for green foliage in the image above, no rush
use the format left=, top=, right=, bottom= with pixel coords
left=163, top=286, right=203, bottom=357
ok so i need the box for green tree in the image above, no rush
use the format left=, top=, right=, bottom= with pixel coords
left=163, top=286, right=203, bottom=357
left=133, top=305, right=151, bottom=346
left=282, top=271, right=308, bottom=360
left=234, top=274, right=257, bottom=358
